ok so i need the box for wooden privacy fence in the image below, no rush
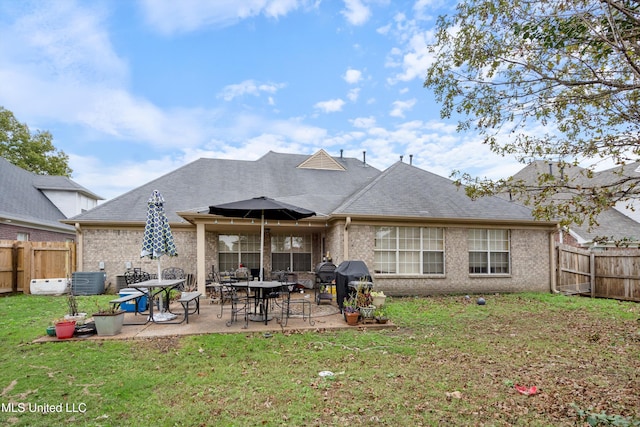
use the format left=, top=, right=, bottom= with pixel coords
left=557, top=244, right=640, bottom=302
left=0, top=240, right=75, bottom=294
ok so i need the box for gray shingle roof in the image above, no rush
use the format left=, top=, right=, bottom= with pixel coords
left=334, top=162, right=535, bottom=220
left=570, top=208, right=640, bottom=243
left=71, top=151, right=381, bottom=222
left=70, top=151, right=545, bottom=224
left=0, top=157, right=74, bottom=230
left=508, top=160, right=640, bottom=242
left=33, top=175, right=103, bottom=200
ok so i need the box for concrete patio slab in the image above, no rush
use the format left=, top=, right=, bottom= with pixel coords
left=34, top=294, right=396, bottom=343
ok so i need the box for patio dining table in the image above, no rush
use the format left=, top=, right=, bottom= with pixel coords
left=229, top=280, right=282, bottom=325
left=130, top=278, right=186, bottom=324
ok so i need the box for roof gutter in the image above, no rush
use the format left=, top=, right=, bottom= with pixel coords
left=328, top=213, right=558, bottom=229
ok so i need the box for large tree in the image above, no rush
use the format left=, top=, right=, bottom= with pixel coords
left=0, top=107, right=72, bottom=177
left=425, top=0, right=640, bottom=228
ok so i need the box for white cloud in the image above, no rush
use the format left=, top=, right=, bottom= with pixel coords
left=0, top=2, right=227, bottom=151
left=351, top=116, right=376, bottom=129
left=389, top=98, right=416, bottom=118
left=341, top=0, right=371, bottom=26
left=347, top=88, right=360, bottom=102
left=139, top=0, right=307, bottom=34
left=343, top=68, right=362, bottom=84
left=0, top=2, right=127, bottom=88
left=69, top=152, right=186, bottom=200
left=381, top=9, right=440, bottom=85
left=217, top=80, right=286, bottom=101
left=314, top=98, right=345, bottom=113
left=76, top=88, right=218, bottom=148
left=376, top=23, right=391, bottom=35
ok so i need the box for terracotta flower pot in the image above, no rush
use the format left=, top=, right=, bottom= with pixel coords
left=344, top=311, right=359, bottom=326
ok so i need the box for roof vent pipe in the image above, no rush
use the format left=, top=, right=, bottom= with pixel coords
left=409, top=154, right=413, bottom=165
left=340, top=149, right=343, bottom=159
left=362, top=151, right=366, bottom=166
left=400, top=155, right=404, bottom=162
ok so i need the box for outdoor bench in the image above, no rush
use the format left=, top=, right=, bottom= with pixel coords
left=177, top=291, right=202, bottom=324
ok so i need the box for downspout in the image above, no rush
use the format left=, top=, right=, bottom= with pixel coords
left=75, top=223, right=83, bottom=273
left=550, top=226, right=559, bottom=293
left=344, top=217, right=351, bottom=261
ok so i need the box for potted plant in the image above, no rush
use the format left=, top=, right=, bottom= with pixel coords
left=46, top=322, right=57, bottom=337
left=374, top=306, right=389, bottom=324
left=343, top=296, right=360, bottom=326
left=354, top=280, right=375, bottom=320
left=54, top=318, right=76, bottom=339
left=371, top=290, right=386, bottom=307
left=92, top=301, right=125, bottom=336
left=64, top=293, right=87, bottom=324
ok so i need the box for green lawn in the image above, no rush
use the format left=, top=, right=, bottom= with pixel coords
left=0, top=292, right=638, bottom=426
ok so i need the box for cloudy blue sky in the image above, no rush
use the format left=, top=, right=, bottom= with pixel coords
left=0, top=0, right=524, bottom=201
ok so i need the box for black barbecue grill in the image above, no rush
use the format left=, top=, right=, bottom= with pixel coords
left=335, top=260, right=373, bottom=311
left=314, top=261, right=336, bottom=304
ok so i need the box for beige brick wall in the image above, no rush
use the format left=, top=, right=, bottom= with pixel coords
left=81, top=228, right=196, bottom=293
left=345, top=225, right=551, bottom=296
left=81, top=223, right=552, bottom=296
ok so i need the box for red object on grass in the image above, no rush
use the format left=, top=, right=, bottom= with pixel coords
left=514, top=385, right=538, bottom=395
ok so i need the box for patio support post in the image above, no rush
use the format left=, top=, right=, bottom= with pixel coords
left=260, top=211, right=264, bottom=281
left=197, top=222, right=206, bottom=295
left=75, top=222, right=83, bottom=272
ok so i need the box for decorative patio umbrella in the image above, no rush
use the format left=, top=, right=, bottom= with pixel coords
left=141, top=190, right=178, bottom=281
left=208, top=196, right=316, bottom=281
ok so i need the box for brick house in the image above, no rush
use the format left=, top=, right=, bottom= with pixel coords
left=1, top=157, right=102, bottom=242
left=65, top=150, right=558, bottom=296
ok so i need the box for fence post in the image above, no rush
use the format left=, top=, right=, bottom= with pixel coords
left=590, top=252, right=595, bottom=298
left=11, top=243, right=18, bottom=293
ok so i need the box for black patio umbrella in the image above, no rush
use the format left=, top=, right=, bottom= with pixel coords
left=208, top=196, right=316, bottom=281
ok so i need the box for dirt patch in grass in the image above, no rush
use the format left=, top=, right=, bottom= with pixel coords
left=133, top=336, right=183, bottom=354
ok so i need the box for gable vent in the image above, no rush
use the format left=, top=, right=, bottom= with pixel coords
left=297, top=149, right=346, bottom=171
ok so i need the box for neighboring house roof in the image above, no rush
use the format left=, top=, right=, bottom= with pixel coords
left=510, top=159, right=586, bottom=184
left=0, top=157, right=89, bottom=232
left=70, top=150, right=547, bottom=226
left=32, top=174, right=103, bottom=200
left=507, top=160, right=640, bottom=245
left=335, top=162, right=535, bottom=221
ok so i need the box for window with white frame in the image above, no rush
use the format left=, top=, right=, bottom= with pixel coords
left=374, top=226, right=444, bottom=274
left=218, top=234, right=260, bottom=272
left=468, top=229, right=510, bottom=274
left=271, top=234, right=312, bottom=272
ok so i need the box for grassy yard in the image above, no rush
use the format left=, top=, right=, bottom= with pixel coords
left=0, top=292, right=638, bottom=426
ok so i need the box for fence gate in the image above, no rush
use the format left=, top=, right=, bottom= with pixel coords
left=556, top=244, right=640, bottom=302
left=593, top=251, right=640, bottom=301
left=557, top=244, right=592, bottom=295
left=0, top=240, right=75, bottom=294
